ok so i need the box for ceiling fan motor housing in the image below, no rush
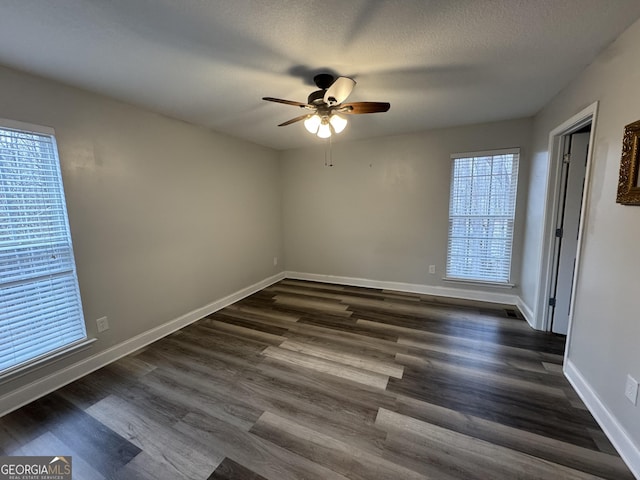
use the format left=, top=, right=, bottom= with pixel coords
left=311, top=74, right=340, bottom=105
left=307, top=89, right=327, bottom=105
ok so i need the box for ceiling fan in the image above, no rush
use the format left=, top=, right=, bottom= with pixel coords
left=262, top=73, right=390, bottom=138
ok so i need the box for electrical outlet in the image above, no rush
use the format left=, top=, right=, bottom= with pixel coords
left=625, top=374, right=638, bottom=405
left=96, top=316, right=109, bottom=333
left=429, top=265, right=436, bottom=274
left=273, top=256, right=278, bottom=266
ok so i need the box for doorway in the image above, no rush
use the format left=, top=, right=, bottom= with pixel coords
left=535, top=102, right=598, bottom=350
left=548, top=129, right=590, bottom=334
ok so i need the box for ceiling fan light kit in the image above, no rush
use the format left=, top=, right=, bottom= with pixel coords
left=263, top=73, right=390, bottom=139
left=303, top=113, right=348, bottom=137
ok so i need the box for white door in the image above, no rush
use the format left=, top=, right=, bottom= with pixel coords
left=550, top=131, right=589, bottom=334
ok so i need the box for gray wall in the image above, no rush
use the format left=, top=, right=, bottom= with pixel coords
left=521, top=18, right=640, bottom=451
left=281, top=119, right=532, bottom=296
left=0, top=65, right=283, bottom=397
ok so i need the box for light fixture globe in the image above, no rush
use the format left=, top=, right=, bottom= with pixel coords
left=329, top=114, right=347, bottom=133
left=304, top=114, right=321, bottom=134
left=317, top=122, right=332, bottom=139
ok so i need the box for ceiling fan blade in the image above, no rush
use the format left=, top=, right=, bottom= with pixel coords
left=278, top=114, right=311, bottom=127
left=324, top=77, right=356, bottom=106
left=341, top=102, right=390, bottom=114
left=262, top=97, right=309, bottom=107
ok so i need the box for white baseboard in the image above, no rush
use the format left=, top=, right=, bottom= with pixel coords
left=0, top=271, right=285, bottom=417
left=285, top=271, right=520, bottom=306
left=564, top=359, right=639, bottom=478
left=516, top=297, right=536, bottom=329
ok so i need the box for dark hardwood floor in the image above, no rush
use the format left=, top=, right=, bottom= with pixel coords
left=0, top=279, right=634, bottom=479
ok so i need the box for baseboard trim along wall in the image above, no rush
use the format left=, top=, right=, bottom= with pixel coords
left=0, top=272, right=286, bottom=418
left=516, top=297, right=536, bottom=329
left=285, top=271, right=521, bottom=306
left=564, top=359, right=639, bottom=478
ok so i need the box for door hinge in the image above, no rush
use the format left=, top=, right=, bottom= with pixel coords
left=555, top=228, right=563, bottom=238
left=549, top=297, right=556, bottom=307
left=563, top=153, right=571, bottom=164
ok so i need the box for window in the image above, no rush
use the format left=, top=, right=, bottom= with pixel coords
left=0, top=119, right=87, bottom=376
left=446, top=149, right=519, bottom=284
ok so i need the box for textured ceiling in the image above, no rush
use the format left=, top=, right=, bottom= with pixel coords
left=1, top=0, right=639, bottom=150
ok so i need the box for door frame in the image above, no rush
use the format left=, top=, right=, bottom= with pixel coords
left=534, top=102, right=598, bottom=353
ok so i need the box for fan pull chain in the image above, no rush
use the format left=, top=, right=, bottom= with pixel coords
left=325, top=135, right=333, bottom=167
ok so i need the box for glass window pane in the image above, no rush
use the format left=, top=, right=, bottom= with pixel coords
left=447, top=150, right=519, bottom=283
left=0, top=123, right=87, bottom=376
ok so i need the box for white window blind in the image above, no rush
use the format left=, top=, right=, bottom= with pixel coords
left=446, top=149, right=519, bottom=284
left=0, top=120, right=86, bottom=375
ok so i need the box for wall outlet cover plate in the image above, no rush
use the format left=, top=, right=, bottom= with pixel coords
left=96, top=316, right=109, bottom=333
left=625, top=374, right=638, bottom=405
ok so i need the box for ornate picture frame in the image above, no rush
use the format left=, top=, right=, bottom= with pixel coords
left=616, top=120, right=640, bottom=205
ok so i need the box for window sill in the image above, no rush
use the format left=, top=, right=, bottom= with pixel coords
left=0, top=337, right=97, bottom=385
left=443, top=277, right=515, bottom=289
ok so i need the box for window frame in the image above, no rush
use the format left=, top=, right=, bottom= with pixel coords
left=0, top=118, right=93, bottom=381
left=445, top=148, right=520, bottom=287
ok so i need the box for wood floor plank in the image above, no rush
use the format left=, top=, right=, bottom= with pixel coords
left=18, top=394, right=140, bottom=477
left=392, top=326, right=564, bottom=363
left=506, top=358, right=555, bottom=374
left=209, top=312, right=291, bottom=336
left=216, top=307, right=300, bottom=329
left=346, top=295, right=535, bottom=333
left=86, top=394, right=223, bottom=479
left=12, top=431, right=105, bottom=480
left=250, top=411, right=430, bottom=480
left=274, top=294, right=351, bottom=313
left=588, top=428, right=621, bottom=456
left=226, top=303, right=301, bottom=322
left=387, top=368, right=600, bottom=448
left=393, top=394, right=634, bottom=480
left=177, top=411, right=351, bottom=480
left=208, top=458, right=269, bottom=480
left=299, top=315, right=400, bottom=341
left=110, top=451, right=191, bottom=480
left=232, top=361, right=388, bottom=450
left=543, top=361, right=565, bottom=373
left=250, top=352, right=397, bottom=413
left=396, top=339, right=570, bottom=387
left=183, top=323, right=273, bottom=357
left=0, top=403, right=50, bottom=453
left=265, top=284, right=351, bottom=301
left=402, top=340, right=559, bottom=376
left=262, top=345, right=389, bottom=389
left=283, top=330, right=402, bottom=365
left=376, top=408, right=604, bottom=480
left=280, top=279, right=347, bottom=291
left=357, top=305, right=533, bottom=338
left=207, top=319, right=287, bottom=345
left=136, top=334, right=257, bottom=387
left=284, top=320, right=408, bottom=356
left=395, top=352, right=565, bottom=398
left=139, top=366, right=263, bottom=431
left=55, top=362, right=140, bottom=411
left=279, top=339, right=404, bottom=378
